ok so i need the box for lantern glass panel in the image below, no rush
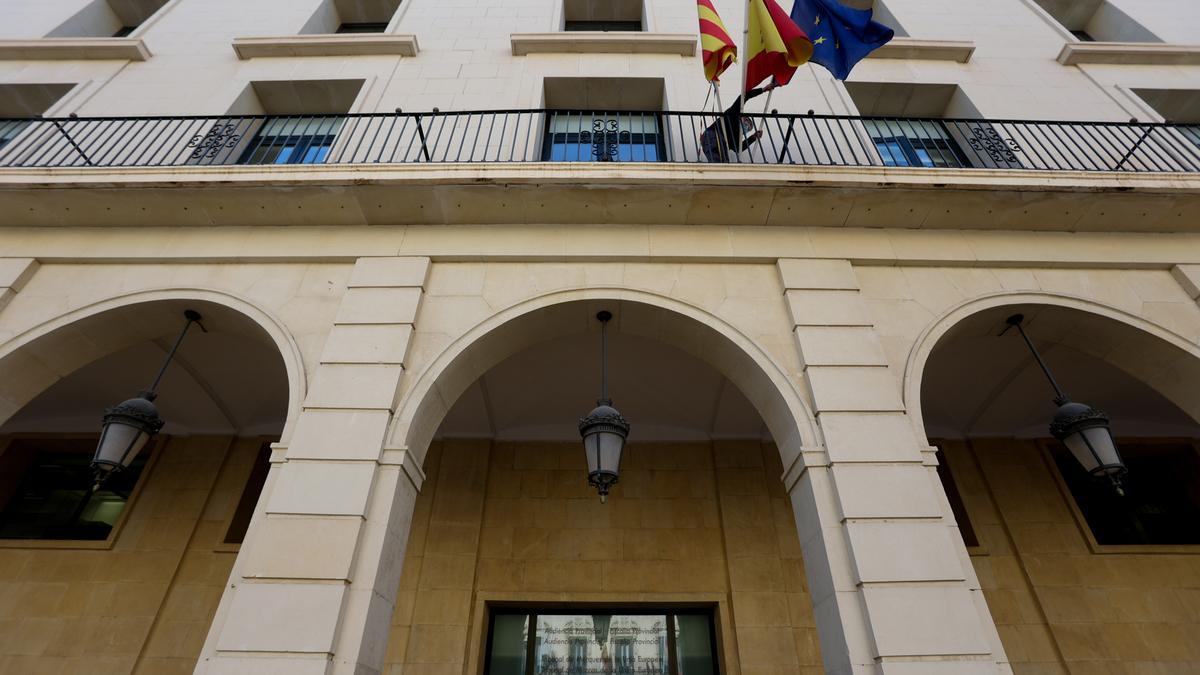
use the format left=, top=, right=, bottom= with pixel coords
left=95, top=422, right=150, bottom=469
left=598, top=430, right=624, bottom=473
left=584, top=432, right=601, bottom=474
left=1063, top=426, right=1120, bottom=475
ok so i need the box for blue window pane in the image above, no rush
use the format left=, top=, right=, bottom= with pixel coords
left=273, top=146, right=295, bottom=164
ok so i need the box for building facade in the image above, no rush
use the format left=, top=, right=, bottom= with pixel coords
left=0, top=0, right=1199, bottom=674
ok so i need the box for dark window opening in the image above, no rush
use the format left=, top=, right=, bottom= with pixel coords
left=934, top=447, right=979, bottom=548
left=1070, top=29, right=1095, bottom=42
left=564, top=20, right=642, bottom=31
left=864, top=119, right=970, bottom=168
left=223, top=442, right=273, bottom=545
left=1050, top=440, right=1200, bottom=546
left=112, top=26, right=137, bottom=38
left=0, top=437, right=150, bottom=541
left=238, top=117, right=343, bottom=165
left=336, top=22, right=389, bottom=33
left=543, top=112, right=665, bottom=162
left=485, top=607, right=719, bottom=675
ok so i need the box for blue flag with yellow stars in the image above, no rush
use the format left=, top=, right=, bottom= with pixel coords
left=790, top=0, right=894, bottom=80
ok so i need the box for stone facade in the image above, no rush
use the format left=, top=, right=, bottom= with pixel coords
left=0, top=0, right=1199, bottom=674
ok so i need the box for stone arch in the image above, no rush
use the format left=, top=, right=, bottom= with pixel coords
left=389, top=287, right=822, bottom=473
left=0, top=287, right=306, bottom=439
left=903, top=290, right=1200, bottom=438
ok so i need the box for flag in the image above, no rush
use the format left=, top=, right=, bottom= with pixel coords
left=790, top=0, right=894, bottom=80
left=744, top=0, right=813, bottom=93
left=697, top=0, right=737, bottom=82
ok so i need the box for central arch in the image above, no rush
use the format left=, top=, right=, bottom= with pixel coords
left=389, top=288, right=823, bottom=474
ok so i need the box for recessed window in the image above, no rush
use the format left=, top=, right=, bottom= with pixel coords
left=485, top=608, right=718, bottom=675
left=301, top=0, right=400, bottom=35
left=48, top=0, right=169, bottom=38
left=564, top=20, right=642, bottom=32
left=239, top=117, right=344, bottom=165
left=223, top=443, right=272, bottom=545
left=1028, top=0, right=1160, bottom=42
left=542, top=77, right=666, bottom=163
left=1050, top=440, right=1200, bottom=546
left=0, top=437, right=150, bottom=541
left=562, top=0, right=643, bottom=32
left=864, top=120, right=969, bottom=168
left=336, top=22, right=389, bottom=34
left=222, top=79, right=364, bottom=166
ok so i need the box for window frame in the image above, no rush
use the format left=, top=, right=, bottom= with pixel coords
left=1039, top=437, right=1200, bottom=555
left=0, top=433, right=163, bottom=550
left=864, top=119, right=972, bottom=168
left=335, top=22, right=390, bottom=34
left=483, top=604, right=722, bottom=675
left=541, top=111, right=667, bottom=163
left=237, top=116, right=343, bottom=165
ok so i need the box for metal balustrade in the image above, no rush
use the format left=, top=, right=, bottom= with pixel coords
left=1, top=110, right=1198, bottom=173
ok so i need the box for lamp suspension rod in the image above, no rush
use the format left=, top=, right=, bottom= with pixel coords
left=1004, top=314, right=1068, bottom=404
left=145, top=310, right=206, bottom=399
left=597, top=310, right=612, bottom=405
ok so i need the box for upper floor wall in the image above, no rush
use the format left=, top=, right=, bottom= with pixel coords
left=0, top=0, right=1198, bottom=121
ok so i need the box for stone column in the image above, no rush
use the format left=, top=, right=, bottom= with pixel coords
left=199, top=257, right=429, bottom=675
left=778, top=259, right=1011, bottom=675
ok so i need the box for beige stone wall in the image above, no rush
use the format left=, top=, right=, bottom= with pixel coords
left=383, top=440, right=822, bottom=675
left=0, top=435, right=262, bottom=675
left=940, top=438, right=1200, bottom=675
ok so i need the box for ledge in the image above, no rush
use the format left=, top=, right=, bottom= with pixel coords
left=1, top=163, right=1199, bottom=233
left=511, top=32, right=696, bottom=56
left=1058, top=42, right=1200, bottom=66
left=867, top=38, right=975, bottom=63
left=232, top=34, right=419, bottom=59
left=0, top=38, right=150, bottom=61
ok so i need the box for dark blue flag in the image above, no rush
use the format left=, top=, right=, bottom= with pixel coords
left=789, top=0, right=894, bottom=80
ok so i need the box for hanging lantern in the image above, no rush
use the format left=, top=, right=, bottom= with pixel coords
left=579, top=310, right=629, bottom=503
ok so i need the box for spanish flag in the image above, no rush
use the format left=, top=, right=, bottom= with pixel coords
left=745, top=0, right=813, bottom=93
left=697, top=0, right=737, bottom=83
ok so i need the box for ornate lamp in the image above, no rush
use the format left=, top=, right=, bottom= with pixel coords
left=91, top=309, right=205, bottom=489
left=579, top=310, right=629, bottom=503
left=1004, top=314, right=1126, bottom=495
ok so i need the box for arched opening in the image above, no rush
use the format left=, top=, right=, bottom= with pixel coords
left=383, top=298, right=826, bottom=675
left=918, top=302, right=1200, bottom=673
left=0, top=298, right=294, bottom=672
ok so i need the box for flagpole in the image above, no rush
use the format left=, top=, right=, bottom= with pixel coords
left=740, top=0, right=751, bottom=153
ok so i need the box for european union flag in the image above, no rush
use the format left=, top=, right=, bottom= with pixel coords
left=790, top=0, right=894, bottom=80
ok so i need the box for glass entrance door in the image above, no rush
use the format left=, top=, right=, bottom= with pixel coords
left=485, top=609, right=719, bottom=675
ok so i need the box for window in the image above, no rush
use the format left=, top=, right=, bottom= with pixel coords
left=238, top=117, right=344, bottom=165
left=0, top=437, right=150, bottom=541
left=1049, top=440, right=1200, bottom=546
left=336, top=22, right=389, bottom=33
left=863, top=119, right=970, bottom=168
left=562, top=0, right=643, bottom=32
left=543, top=112, right=664, bottom=162
left=0, top=120, right=30, bottom=151
left=1070, top=29, right=1095, bottom=42
left=1028, top=0, right=1160, bottom=43
left=48, top=0, right=169, bottom=38
left=485, top=609, right=717, bottom=675
left=223, top=442, right=272, bottom=545
left=564, top=20, right=642, bottom=31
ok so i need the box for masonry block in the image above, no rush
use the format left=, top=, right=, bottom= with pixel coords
left=348, top=256, right=431, bottom=289
left=216, top=582, right=345, bottom=653
left=243, top=515, right=363, bottom=580
left=266, top=460, right=377, bottom=516
left=778, top=259, right=860, bottom=291
left=334, top=287, right=423, bottom=325
left=785, top=289, right=871, bottom=327
left=287, top=409, right=391, bottom=461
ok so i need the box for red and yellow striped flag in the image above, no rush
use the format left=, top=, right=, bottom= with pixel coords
left=697, top=0, right=737, bottom=83
left=745, top=0, right=813, bottom=92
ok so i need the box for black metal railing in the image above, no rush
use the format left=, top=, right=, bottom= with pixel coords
left=1, top=110, right=1198, bottom=173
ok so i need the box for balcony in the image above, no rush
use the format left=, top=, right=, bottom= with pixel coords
left=1, top=110, right=1199, bottom=233
left=1, top=110, right=1198, bottom=172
